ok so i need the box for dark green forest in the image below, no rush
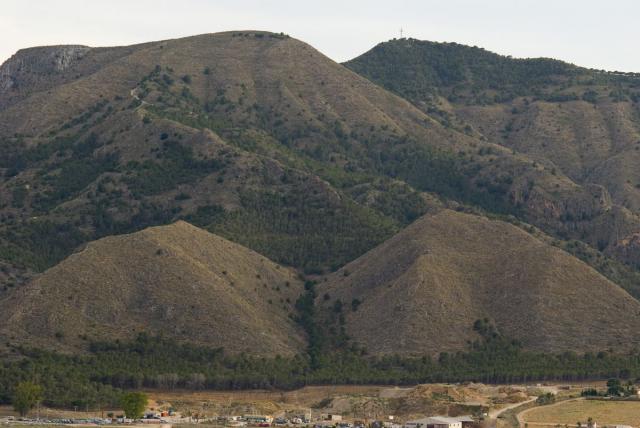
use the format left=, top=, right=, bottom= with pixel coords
left=345, top=38, right=640, bottom=104
left=3, top=332, right=640, bottom=410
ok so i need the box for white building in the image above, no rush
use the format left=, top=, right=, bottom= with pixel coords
left=404, top=417, right=463, bottom=428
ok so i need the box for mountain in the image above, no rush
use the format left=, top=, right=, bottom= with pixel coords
left=345, top=39, right=640, bottom=268
left=318, top=209, right=640, bottom=355
left=0, top=31, right=442, bottom=279
left=2, top=32, right=640, bottom=293
left=2, top=31, right=640, bottom=358
left=0, top=220, right=305, bottom=355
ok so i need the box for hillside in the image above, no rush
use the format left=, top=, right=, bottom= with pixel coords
left=3, top=31, right=640, bottom=289
left=0, top=31, right=441, bottom=279
left=0, top=221, right=305, bottom=355
left=344, top=38, right=640, bottom=106
left=346, top=39, right=640, bottom=268
left=318, top=209, right=640, bottom=355
left=2, top=31, right=640, bottom=357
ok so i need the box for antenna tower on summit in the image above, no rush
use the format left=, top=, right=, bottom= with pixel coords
left=400, top=27, right=404, bottom=38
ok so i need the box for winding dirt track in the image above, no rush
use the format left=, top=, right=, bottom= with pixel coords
left=491, top=397, right=538, bottom=420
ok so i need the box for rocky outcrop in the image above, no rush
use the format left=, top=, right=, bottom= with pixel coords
left=0, top=45, right=90, bottom=93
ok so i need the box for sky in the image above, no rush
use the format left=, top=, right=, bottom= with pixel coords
left=1, top=0, right=639, bottom=71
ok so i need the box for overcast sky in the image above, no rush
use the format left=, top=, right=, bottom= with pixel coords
left=1, top=0, right=638, bottom=71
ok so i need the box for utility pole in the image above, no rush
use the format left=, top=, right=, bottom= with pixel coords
left=400, top=28, right=403, bottom=39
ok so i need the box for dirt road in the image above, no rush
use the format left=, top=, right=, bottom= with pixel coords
left=490, top=397, right=538, bottom=420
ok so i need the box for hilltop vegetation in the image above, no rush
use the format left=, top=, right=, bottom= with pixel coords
left=345, top=38, right=640, bottom=105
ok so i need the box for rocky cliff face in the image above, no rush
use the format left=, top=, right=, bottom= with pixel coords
left=0, top=45, right=91, bottom=107
left=0, top=45, right=90, bottom=87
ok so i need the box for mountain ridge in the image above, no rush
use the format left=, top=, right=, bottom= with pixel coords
left=1, top=31, right=640, bottom=358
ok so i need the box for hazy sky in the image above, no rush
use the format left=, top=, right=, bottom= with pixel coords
left=1, top=0, right=639, bottom=71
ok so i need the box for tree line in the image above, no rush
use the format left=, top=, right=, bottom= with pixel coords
left=4, top=332, right=640, bottom=411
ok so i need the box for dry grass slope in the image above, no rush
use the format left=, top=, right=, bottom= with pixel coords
left=320, top=209, right=640, bottom=355
left=0, top=221, right=305, bottom=355
left=521, top=399, right=640, bottom=427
